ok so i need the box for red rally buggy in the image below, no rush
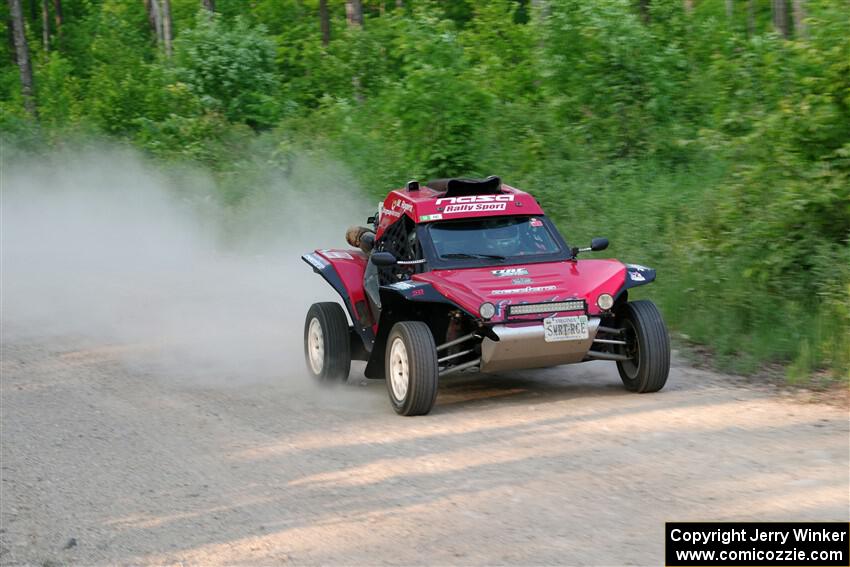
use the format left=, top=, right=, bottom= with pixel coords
left=303, top=176, right=670, bottom=416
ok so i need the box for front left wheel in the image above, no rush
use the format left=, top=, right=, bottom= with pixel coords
left=385, top=321, right=439, bottom=416
left=304, top=302, right=351, bottom=382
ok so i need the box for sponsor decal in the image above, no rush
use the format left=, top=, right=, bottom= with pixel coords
left=629, top=271, right=646, bottom=282
left=391, top=199, right=414, bottom=214
left=419, top=214, right=443, bottom=222
left=444, top=202, right=507, bottom=214
left=435, top=195, right=515, bottom=205
left=411, top=288, right=425, bottom=297
left=529, top=217, right=543, bottom=227
left=389, top=281, right=416, bottom=290
left=380, top=204, right=402, bottom=218
left=627, top=263, right=651, bottom=271
left=512, top=277, right=533, bottom=285
left=491, top=285, right=557, bottom=296
left=304, top=253, right=328, bottom=270
left=320, top=250, right=353, bottom=260
left=492, top=268, right=529, bottom=277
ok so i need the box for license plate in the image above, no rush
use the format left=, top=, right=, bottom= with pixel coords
left=543, top=315, right=589, bottom=342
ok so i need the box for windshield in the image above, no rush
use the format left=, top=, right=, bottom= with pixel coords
left=428, top=216, right=562, bottom=262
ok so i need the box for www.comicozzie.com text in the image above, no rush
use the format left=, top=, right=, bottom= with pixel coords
left=670, top=527, right=848, bottom=546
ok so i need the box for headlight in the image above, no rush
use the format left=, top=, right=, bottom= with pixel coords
left=479, top=302, right=496, bottom=320
left=597, top=293, right=614, bottom=310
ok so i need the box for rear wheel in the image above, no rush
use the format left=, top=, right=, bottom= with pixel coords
left=385, top=322, right=439, bottom=416
left=616, top=300, right=670, bottom=393
left=304, top=302, right=351, bottom=382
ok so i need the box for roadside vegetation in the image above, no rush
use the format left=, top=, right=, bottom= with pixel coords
left=2, top=0, right=848, bottom=379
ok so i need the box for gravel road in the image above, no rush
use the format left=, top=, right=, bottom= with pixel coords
left=1, top=334, right=848, bottom=566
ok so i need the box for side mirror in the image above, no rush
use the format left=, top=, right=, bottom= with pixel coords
left=371, top=251, right=397, bottom=266
left=572, top=237, right=610, bottom=258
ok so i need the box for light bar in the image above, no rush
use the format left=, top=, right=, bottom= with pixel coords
left=508, top=300, right=586, bottom=316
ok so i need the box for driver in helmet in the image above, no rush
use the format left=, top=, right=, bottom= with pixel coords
left=346, top=225, right=375, bottom=254
left=483, top=221, right=523, bottom=256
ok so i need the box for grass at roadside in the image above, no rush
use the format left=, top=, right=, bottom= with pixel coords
left=524, top=158, right=850, bottom=382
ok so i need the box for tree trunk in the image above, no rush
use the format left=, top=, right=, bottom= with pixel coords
left=146, top=0, right=163, bottom=46
left=346, top=0, right=363, bottom=100
left=319, top=0, right=330, bottom=46
left=200, top=0, right=214, bottom=13
left=747, top=0, right=755, bottom=35
left=637, top=0, right=650, bottom=23
left=143, top=0, right=155, bottom=34
left=162, top=0, right=172, bottom=57
left=772, top=0, right=789, bottom=38
left=531, top=0, right=550, bottom=23
left=726, top=0, right=733, bottom=18
left=683, top=0, right=693, bottom=14
left=52, top=0, right=61, bottom=29
left=346, top=0, right=362, bottom=27
left=7, top=14, right=17, bottom=63
left=41, top=0, right=48, bottom=51
left=792, top=0, right=807, bottom=38
left=8, top=0, right=37, bottom=117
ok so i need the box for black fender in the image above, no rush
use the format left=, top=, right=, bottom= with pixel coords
left=363, top=281, right=469, bottom=379
left=302, top=253, right=375, bottom=355
left=614, top=263, right=657, bottom=301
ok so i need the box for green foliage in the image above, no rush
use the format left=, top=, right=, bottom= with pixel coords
left=2, top=0, right=848, bottom=378
left=35, top=55, right=83, bottom=126
left=170, top=14, right=281, bottom=127
left=542, top=0, right=689, bottom=157
left=84, top=0, right=162, bottom=133
left=460, top=0, right=538, bottom=102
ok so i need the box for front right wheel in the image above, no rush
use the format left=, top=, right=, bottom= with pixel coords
left=616, top=299, right=670, bottom=393
left=385, top=321, right=439, bottom=416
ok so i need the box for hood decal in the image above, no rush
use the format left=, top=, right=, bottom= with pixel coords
left=491, top=285, right=557, bottom=296
left=491, top=267, right=529, bottom=277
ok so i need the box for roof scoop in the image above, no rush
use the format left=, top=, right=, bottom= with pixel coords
left=426, top=176, right=502, bottom=198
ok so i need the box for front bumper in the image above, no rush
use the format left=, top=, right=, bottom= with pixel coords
left=479, top=317, right=601, bottom=373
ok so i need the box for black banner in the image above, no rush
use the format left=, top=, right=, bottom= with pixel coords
left=666, top=522, right=850, bottom=566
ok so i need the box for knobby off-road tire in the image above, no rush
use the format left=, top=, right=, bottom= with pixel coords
left=304, top=302, right=351, bottom=383
left=385, top=321, right=439, bottom=416
left=616, top=299, right=670, bottom=393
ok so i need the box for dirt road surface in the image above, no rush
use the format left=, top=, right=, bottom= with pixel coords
left=1, top=335, right=848, bottom=566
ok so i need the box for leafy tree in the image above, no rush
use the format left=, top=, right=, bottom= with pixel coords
left=85, top=0, right=158, bottom=133
left=170, top=13, right=280, bottom=127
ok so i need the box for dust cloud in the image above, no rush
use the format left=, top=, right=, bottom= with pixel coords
left=1, top=146, right=373, bottom=386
